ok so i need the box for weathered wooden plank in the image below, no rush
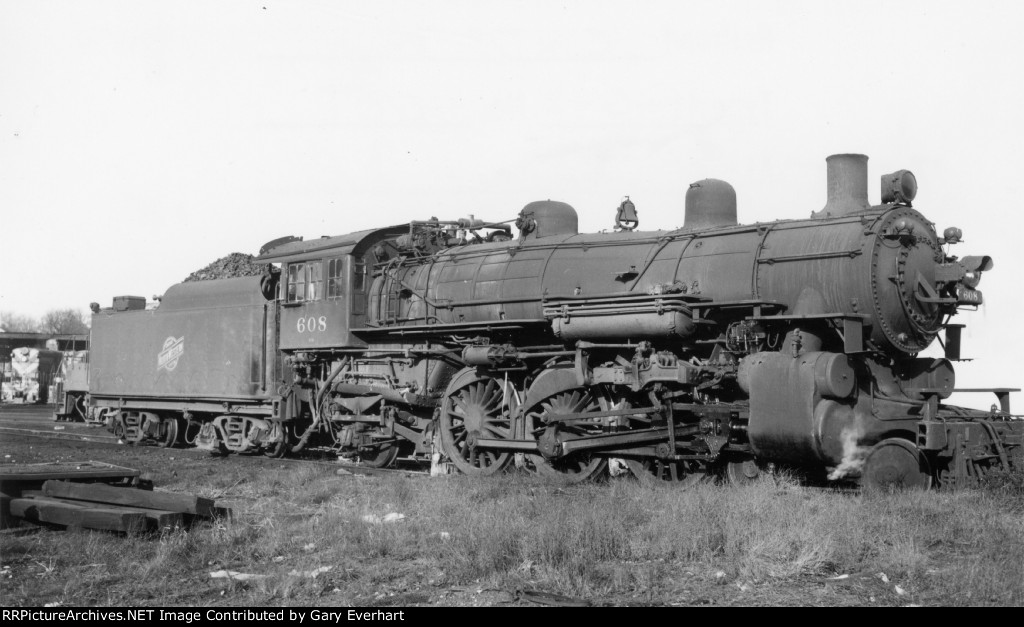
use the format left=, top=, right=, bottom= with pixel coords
left=10, top=499, right=147, bottom=533
left=43, top=481, right=215, bottom=517
left=0, top=461, right=140, bottom=483
left=21, top=496, right=184, bottom=529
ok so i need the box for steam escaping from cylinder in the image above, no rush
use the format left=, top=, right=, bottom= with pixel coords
left=813, top=153, right=870, bottom=219
left=827, top=427, right=871, bottom=480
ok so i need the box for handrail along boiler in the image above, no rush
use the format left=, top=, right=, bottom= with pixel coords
left=72, top=154, right=1020, bottom=488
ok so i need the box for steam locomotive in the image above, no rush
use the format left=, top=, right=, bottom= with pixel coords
left=3, top=347, right=63, bottom=404
left=58, top=154, right=1022, bottom=489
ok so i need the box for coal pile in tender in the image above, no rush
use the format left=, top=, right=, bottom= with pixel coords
left=184, top=252, right=267, bottom=282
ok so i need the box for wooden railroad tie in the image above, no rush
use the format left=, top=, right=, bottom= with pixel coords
left=0, top=464, right=232, bottom=534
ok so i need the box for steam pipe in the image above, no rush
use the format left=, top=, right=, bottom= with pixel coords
left=290, top=356, right=352, bottom=453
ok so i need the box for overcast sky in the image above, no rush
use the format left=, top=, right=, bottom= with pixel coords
left=1, top=1, right=1021, bottom=408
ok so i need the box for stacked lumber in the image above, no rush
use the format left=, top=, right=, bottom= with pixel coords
left=0, top=462, right=231, bottom=533
left=0, top=460, right=141, bottom=485
left=1, top=461, right=142, bottom=530
left=7, top=481, right=230, bottom=533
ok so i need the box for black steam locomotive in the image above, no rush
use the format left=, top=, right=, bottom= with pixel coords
left=59, top=154, right=1022, bottom=488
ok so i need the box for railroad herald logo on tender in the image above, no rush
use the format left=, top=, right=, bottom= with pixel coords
left=158, top=336, right=184, bottom=371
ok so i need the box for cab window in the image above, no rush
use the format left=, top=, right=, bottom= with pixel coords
left=353, top=257, right=367, bottom=291
left=327, top=258, right=345, bottom=300
left=286, top=261, right=323, bottom=302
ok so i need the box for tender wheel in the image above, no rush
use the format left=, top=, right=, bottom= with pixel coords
left=862, top=438, right=932, bottom=491
left=439, top=370, right=512, bottom=476
left=159, top=417, right=181, bottom=448
left=625, top=459, right=708, bottom=488
left=111, top=417, right=125, bottom=440
left=525, top=389, right=608, bottom=482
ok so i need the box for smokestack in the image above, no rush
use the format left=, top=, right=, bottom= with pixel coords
left=814, top=153, right=869, bottom=219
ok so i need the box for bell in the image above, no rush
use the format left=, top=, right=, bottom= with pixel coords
left=615, top=197, right=638, bottom=231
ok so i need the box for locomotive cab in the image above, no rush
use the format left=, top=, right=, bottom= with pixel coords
left=256, top=226, right=409, bottom=349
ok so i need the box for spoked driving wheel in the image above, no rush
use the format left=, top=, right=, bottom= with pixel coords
left=525, top=388, right=608, bottom=482
left=625, top=458, right=709, bottom=488
left=439, top=370, right=513, bottom=476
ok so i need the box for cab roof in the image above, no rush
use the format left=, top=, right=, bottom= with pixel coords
left=255, top=225, right=409, bottom=264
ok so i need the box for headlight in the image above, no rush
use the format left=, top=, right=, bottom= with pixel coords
left=963, top=270, right=982, bottom=289
left=881, top=169, right=918, bottom=204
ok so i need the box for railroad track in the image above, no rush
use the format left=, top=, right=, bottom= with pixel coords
left=0, top=424, right=856, bottom=487
left=0, top=422, right=431, bottom=477
left=0, top=424, right=121, bottom=445
left=4, top=411, right=850, bottom=486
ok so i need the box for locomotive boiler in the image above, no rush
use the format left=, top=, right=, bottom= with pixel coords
left=78, top=154, right=1021, bottom=488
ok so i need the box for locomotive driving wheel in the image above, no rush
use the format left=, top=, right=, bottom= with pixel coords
left=624, top=459, right=708, bottom=487
left=525, top=388, right=609, bottom=483
left=861, top=438, right=932, bottom=491
left=439, top=369, right=513, bottom=476
left=601, top=390, right=709, bottom=487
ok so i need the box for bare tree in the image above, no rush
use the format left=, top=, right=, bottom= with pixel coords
left=0, top=311, right=40, bottom=332
left=39, top=309, right=90, bottom=335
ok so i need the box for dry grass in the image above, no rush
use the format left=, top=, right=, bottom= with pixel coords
left=2, top=439, right=1023, bottom=606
